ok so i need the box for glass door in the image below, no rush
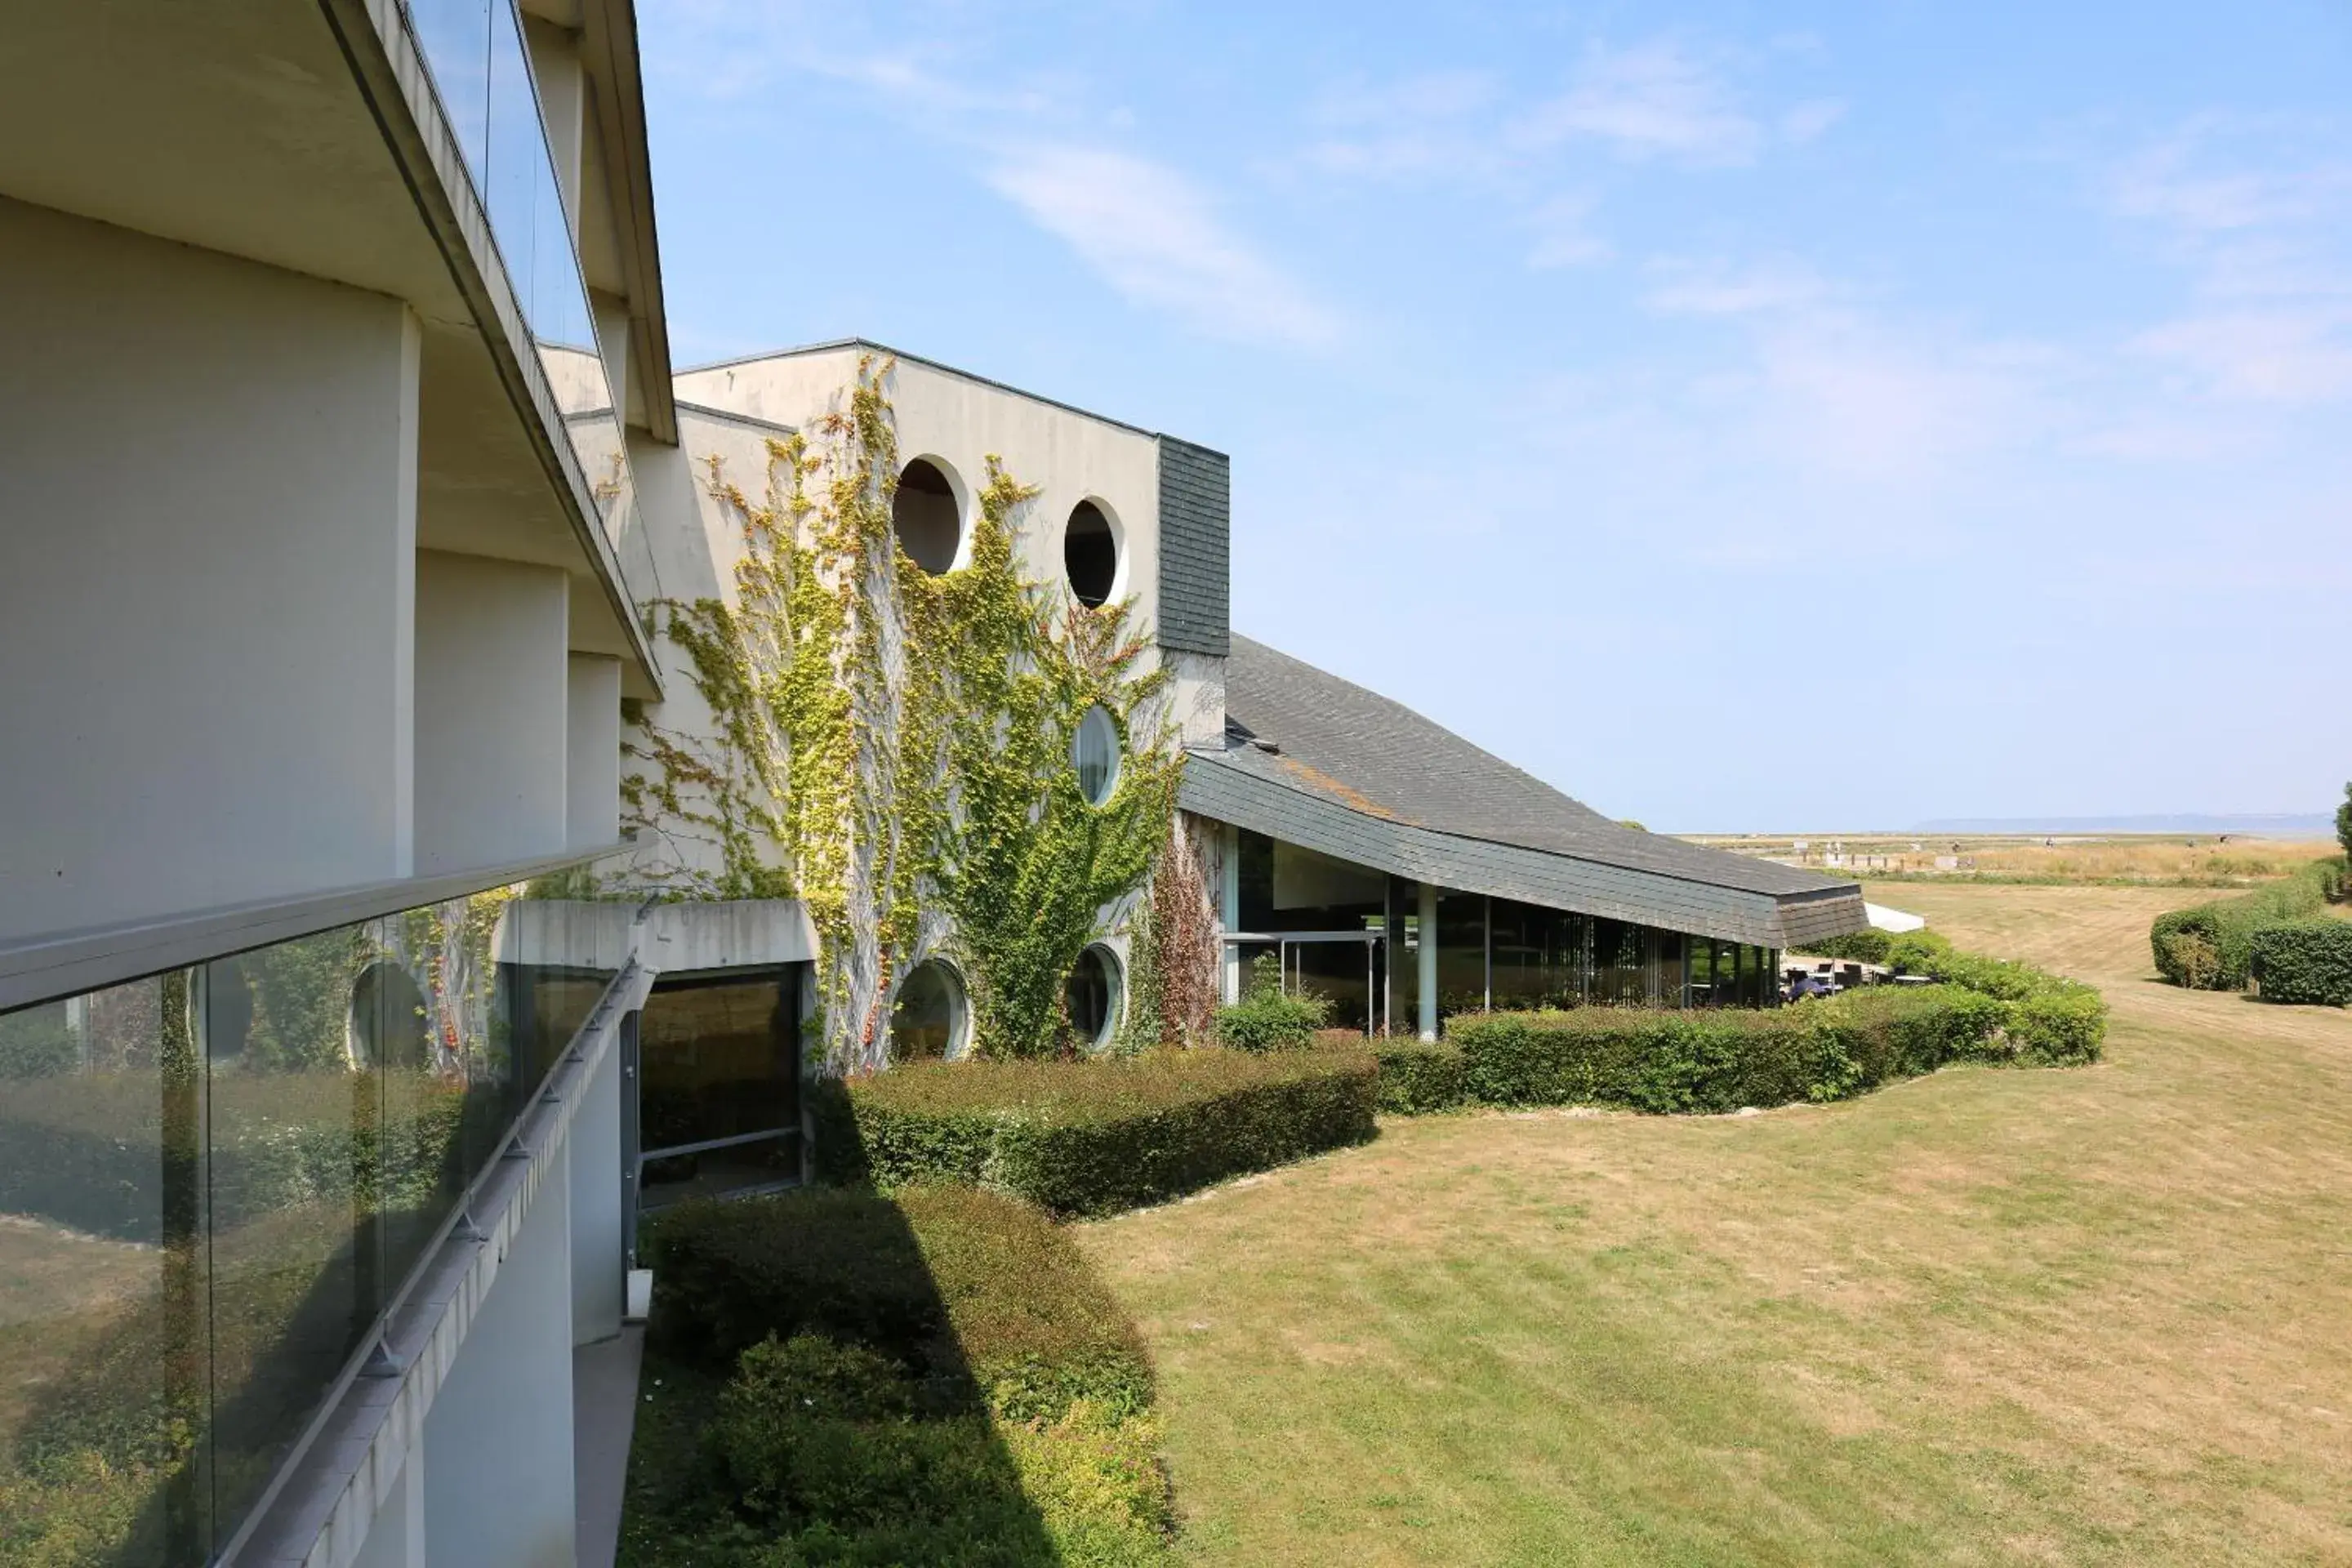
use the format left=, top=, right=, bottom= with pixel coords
left=635, top=967, right=801, bottom=1209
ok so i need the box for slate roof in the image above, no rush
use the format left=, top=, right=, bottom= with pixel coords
left=1178, top=635, right=1868, bottom=950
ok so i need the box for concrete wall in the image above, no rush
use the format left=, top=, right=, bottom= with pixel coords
left=673, top=351, right=1168, bottom=641
left=569, top=1039, right=625, bottom=1347
left=568, top=654, right=622, bottom=849
left=0, top=195, right=421, bottom=943
left=413, top=551, right=571, bottom=875
left=420, top=1137, right=577, bottom=1568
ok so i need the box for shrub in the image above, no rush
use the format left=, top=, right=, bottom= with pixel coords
left=2158, top=931, right=2221, bottom=991
left=1795, top=929, right=1894, bottom=964
left=2248, top=920, right=2352, bottom=1007
left=1212, top=960, right=1330, bottom=1051
left=702, top=1381, right=1171, bottom=1566
left=2151, top=860, right=2338, bottom=989
left=1440, top=985, right=2047, bottom=1116
left=814, top=1049, right=1377, bottom=1218
left=642, top=1184, right=1152, bottom=1423
left=1370, top=1038, right=1470, bottom=1114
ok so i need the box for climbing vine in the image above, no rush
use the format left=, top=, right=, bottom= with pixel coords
left=622, top=358, right=1181, bottom=1073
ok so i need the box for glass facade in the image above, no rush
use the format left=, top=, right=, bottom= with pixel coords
left=0, top=888, right=614, bottom=1565
left=401, top=0, right=650, bottom=608
left=1236, top=830, right=1388, bottom=1031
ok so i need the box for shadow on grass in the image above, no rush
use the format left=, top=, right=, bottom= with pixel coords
left=622, top=1189, right=1065, bottom=1567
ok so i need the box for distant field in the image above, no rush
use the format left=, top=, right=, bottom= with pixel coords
left=1683, top=831, right=2339, bottom=888
left=1083, top=880, right=2352, bottom=1566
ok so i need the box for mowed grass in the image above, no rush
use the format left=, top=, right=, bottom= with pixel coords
left=1078, top=882, right=2352, bottom=1566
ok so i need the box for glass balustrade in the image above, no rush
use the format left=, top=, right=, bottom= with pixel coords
left=402, top=0, right=653, bottom=617
left=0, top=884, right=616, bottom=1564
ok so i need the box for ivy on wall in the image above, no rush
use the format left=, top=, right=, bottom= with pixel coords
left=624, top=358, right=1183, bottom=1074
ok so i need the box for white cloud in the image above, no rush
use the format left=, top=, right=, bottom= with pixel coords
left=985, top=145, right=1341, bottom=348
left=1514, top=41, right=1764, bottom=167
left=2105, top=118, right=2352, bottom=405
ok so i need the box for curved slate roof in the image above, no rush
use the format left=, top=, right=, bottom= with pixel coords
left=1181, top=635, right=1866, bottom=950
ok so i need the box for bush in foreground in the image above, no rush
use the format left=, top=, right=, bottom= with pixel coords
left=813, top=1049, right=1377, bottom=1218
left=627, top=1187, right=1172, bottom=1567
left=2248, top=920, right=2352, bottom=1007
left=644, top=1184, right=1152, bottom=1419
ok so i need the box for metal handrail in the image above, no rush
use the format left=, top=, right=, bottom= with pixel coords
left=0, top=844, right=624, bottom=1013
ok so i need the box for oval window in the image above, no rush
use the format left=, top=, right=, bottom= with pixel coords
left=893, top=457, right=963, bottom=574
left=1064, top=944, right=1122, bottom=1052
left=891, top=959, right=969, bottom=1062
left=1063, top=500, right=1118, bottom=608
left=1071, top=704, right=1120, bottom=807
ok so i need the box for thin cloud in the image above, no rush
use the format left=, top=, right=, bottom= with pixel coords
left=986, top=145, right=1342, bottom=349
left=1515, top=41, right=1764, bottom=167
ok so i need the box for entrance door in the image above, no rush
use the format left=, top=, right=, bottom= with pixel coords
left=635, top=967, right=801, bottom=1209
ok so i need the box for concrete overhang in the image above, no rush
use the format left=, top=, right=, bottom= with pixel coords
left=0, top=0, right=662, bottom=696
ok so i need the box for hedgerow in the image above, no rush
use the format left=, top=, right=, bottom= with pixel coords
left=643, top=1184, right=1152, bottom=1419
left=2150, top=858, right=2345, bottom=990
left=812, top=1049, right=1378, bottom=1217
left=626, top=1186, right=1174, bottom=1566
left=1433, top=982, right=2077, bottom=1116
left=2248, top=920, right=2352, bottom=1007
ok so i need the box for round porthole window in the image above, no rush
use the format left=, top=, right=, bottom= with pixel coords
left=1063, top=500, right=1119, bottom=608
left=1071, top=704, right=1120, bottom=807
left=1064, top=944, right=1122, bottom=1052
left=891, top=959, right=970, bottom=1062
left=893, top=457, right=964, bottom=574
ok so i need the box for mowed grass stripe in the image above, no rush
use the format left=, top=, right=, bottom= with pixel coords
left=1080, top=881, right=2352, bottom=1566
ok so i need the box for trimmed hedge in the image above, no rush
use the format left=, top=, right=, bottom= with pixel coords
left=1794, top=929, right=1895, bottom=964
left=2151, top=859, right=2343, bottom=990
left=629, top=1186, right=1174, bottom=1566
left=813, top=1049, right=1377, bottom=1218
left=1368, top=1038, right=1471, bottom=1114
left=643, top=1183, right=1153, bottom=1421
left=2248, top=920, right=2352, bottom=1007
left=1437, top=983, right=2070, bottom=1116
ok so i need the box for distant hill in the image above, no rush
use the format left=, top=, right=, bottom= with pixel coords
left=1911, top=813, right=2336, bottom=839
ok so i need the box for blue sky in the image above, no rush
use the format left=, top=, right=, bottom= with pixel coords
left=638, top=1, right=2352, bottom=831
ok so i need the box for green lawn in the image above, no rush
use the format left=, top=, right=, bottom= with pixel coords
left=1080, top=882, right=2352, bottom=1566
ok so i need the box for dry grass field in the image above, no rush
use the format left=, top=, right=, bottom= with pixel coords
left=1687, top=833, right=2340, bottom=887
left=1080, top=881, right=2352, bottom=1566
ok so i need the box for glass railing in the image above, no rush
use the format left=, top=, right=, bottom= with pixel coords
left=0, top=884, right=617, bottom=1565
left=402, top=0, right=656, bottom=615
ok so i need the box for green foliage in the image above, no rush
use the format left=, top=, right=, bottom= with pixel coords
left=622, top=360, right=1178, bottom=1070
left=0, top=1003, right=77, bottom=1078
left=1369, top=1038, right=1471, bottom=1114
left=1212, top=959, right=1330, bottom=1052
left=811, top=1049, right=1379, bottom=1218
left=2150, top=860, right=2338, bottom=989
left=2338, top=782, right=2352, bottom=869
left=625, top=1187, right=1173, bottom=1567
left=1440, top=984, right=2062, bottom=1116
left=0, top=1071, right=466, bottom=1241
left=2248, top=920, right=2352, bottom=1006
left=642, top=1185, right=1152, bottom=1421
left=1795, top=929, right=1894, bottom=964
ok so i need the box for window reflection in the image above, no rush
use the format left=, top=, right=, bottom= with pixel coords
left=0, top=884, right=614, bottom=1563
